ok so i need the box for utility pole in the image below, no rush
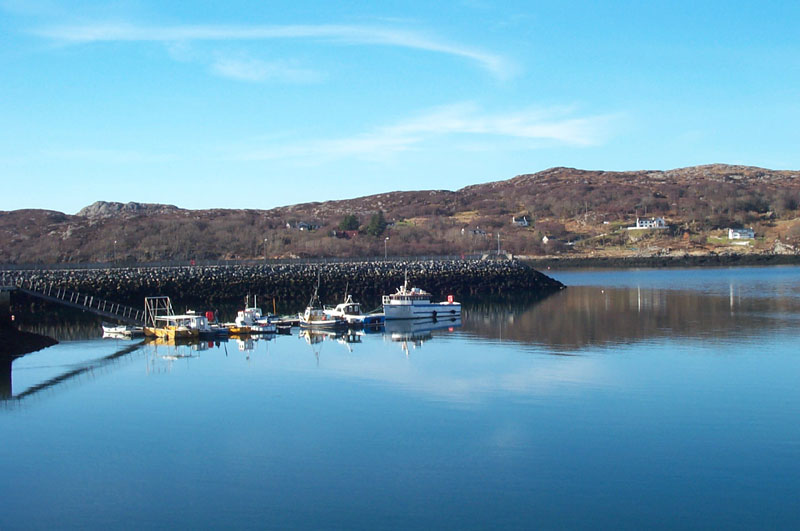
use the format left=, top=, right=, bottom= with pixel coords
left=384, top=236, right=389, bottom=259
left=497, top=232, right=501, bottom=255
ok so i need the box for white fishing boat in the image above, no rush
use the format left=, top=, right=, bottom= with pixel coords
left=382, top=276, right=461, bottom=320
left=324, top=294, right=384, bottom=326
left=300, top=283, right=347, bottom=330
left=227, top=296, right=277, bottom=334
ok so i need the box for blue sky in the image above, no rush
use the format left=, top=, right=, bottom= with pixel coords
left=2, top=1, right=800, bottom=214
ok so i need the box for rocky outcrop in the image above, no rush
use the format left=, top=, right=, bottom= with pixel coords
left=76, top=201, right=181, bottom=219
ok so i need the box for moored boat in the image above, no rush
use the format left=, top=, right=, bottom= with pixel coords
left=143, top=296, right=199, bottom=340
left=226, top=296, right=277, bottom=334
left=324, top=294, right=384, bottom=327
left=143, top=317, right=199, bottom=340
left=177, top=311, right=229, bottom=338
left=382, top=277, right=461, bottom=320
left=101, top=322, right=144, bottom=338
left=299, top=283, right=347, bottom=330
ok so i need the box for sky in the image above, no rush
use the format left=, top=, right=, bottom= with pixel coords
left=2, top=1, right=800, bottom=214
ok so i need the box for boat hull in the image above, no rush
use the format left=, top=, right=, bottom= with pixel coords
left=144, top=326, right=198, bottom=340
left=299, top=320, right=347, bottom=330
left=383, top=302, right=461, bottom=320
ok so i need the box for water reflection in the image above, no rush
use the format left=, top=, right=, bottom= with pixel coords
left=6, top=273, right=800, bottom=405
left=2, top=340, right=144, bottom=406
left=463, top=284, right=800, bottom=351
left=18, top=320, right=102, bottom=341
left=385, top=317, right=462, bottom=355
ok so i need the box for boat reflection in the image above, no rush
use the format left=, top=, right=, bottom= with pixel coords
left=298, top=328, right=364, bottom=346
left=384, top=317, right=462, bottom=355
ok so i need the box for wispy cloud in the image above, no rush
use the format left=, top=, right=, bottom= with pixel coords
left=32, top=22, right=514, bottom=78
left=235, top=103, right=618, bottom=162
left=210, top=54, right=322, bottom=83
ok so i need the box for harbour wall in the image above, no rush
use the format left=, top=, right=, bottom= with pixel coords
left=1, top=259, right=565, bottom=311
left=0, top=289, right=9, bottom=321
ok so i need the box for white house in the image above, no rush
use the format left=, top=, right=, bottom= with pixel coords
left=628, top=217, right=667, bottom=230
left=512, top=216, right=530, bottom=227
left=728, top=227, right=755, bottom=240
left=287, top=221, right=320, bottom=231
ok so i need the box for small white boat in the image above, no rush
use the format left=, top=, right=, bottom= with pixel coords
left=227, top=296, right=277, bottom=334
left=101, top=322, right=143, bottom=338
left=382, top=276, right=461, bottom=320
left=324, top=294, right=384, bottom=326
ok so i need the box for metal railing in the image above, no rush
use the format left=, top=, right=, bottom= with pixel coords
left=13, top=278, right=145, bottom=325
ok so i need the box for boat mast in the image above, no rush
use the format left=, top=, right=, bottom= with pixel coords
left=309, top=270, right=321, bottom=308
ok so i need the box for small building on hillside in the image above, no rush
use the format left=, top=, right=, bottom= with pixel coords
left=628, top=217, right=667, bottom=230
left=728, top=227, right=755, bottom=240
left=462, top=227, right=487, bottom=237
left=331, top=229, right=359, bottom=239
left=287, top=221, right=321, bottom=231
left=512, top=216, right=530, bottom=227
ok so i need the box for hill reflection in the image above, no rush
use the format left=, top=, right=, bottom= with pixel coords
left=462, top=286, right=800, bottom=351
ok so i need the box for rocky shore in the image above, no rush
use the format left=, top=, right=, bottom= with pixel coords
left=2, top=259, right=565, bottom=310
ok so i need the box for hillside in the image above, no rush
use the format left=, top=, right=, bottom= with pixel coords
left=2, top=164, right=800, bottom=264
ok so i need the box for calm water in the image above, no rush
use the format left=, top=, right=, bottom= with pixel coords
left=2, top=266, right=800, bottom=529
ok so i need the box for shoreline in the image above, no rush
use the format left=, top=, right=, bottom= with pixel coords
left=521, top=253, right=800, bottom=269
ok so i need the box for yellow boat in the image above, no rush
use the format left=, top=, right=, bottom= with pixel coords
left=143, top=296, right=200, bottom=341
left=226, top=325, right=252, bottom=336
left=144, top=323, right=198, bottom=339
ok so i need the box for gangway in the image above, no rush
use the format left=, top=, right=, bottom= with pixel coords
left=10, top=279, right=145, bottom=326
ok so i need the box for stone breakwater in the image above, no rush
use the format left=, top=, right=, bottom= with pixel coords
left=2, top=260, right=565, bottom=310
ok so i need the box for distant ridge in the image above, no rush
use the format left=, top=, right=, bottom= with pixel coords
left=74, top=164, right=800, bottom=217
left=2, top=164, right=799, bottom=263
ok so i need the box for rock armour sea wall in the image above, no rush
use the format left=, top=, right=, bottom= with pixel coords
left=2, top=259, right=565, bottom=310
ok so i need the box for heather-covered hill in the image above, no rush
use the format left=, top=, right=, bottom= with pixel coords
left=2, top=164, right=800, bottom=264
